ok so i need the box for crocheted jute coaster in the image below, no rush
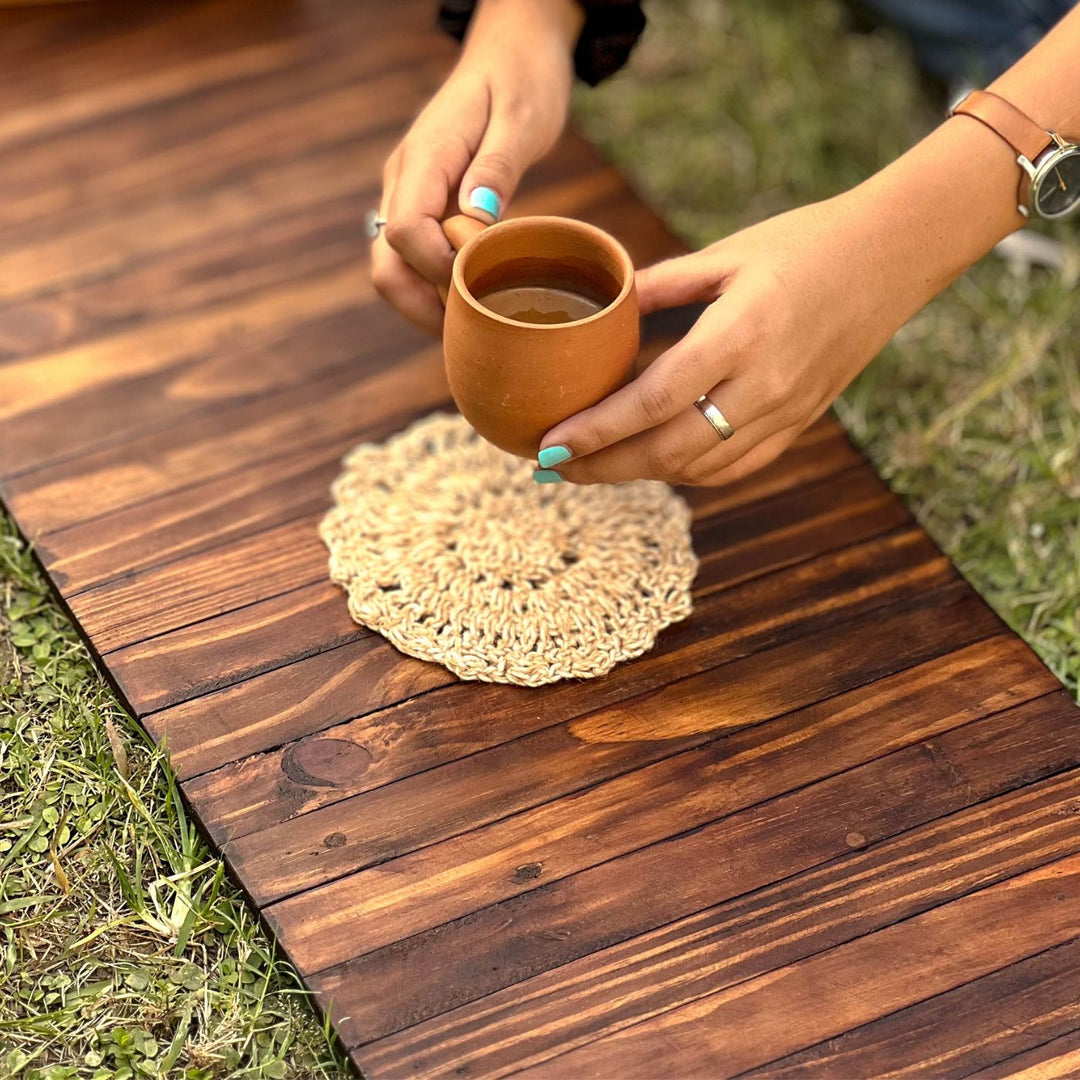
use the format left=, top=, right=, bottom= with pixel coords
left=320, top=412, right=699, bottom=686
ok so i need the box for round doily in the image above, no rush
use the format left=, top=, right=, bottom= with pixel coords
left=319, top=412, right=698, bottom=686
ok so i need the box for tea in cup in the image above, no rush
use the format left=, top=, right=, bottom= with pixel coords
left=440, top=215, right=638, bottom=458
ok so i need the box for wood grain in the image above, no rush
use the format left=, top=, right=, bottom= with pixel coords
left=106, top=582, right=366, bottom=715
left=507, top=854, right=1080, bottom=1080
left=312, top=687, right=1079, bottom=1057
left=191, top=632, right=1046, bottom=847
left=233, top=597, right=1022, bottom=908
left=0, top=133, right=618, bottom=477
left=91, top=416, right=859, bottom=720
left=1, top=3, right=1076, bottom=1077
left=345, top=743, right=1080, bottom=1076
left=263, top=596, right=1043, bottom=973
left=740, top=940, right=1080, bottom=1079
left=966, top=1028, right=1080, bottom=1080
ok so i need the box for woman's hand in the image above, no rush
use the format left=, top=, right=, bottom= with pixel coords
left=372, top=0, right=583, bottom=334
left=534, top=189, right=963, bottom=487
left=533, top=80, right=1051, bottom=490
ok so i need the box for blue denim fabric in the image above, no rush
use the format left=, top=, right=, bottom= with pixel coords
left=853, top=0, right=1076, bottom=85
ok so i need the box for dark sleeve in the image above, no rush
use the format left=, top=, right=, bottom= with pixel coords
left=437, top=1, right=646, bottom=86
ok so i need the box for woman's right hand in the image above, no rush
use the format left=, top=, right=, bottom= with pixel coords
left=372, top=0, right=584, bottom=334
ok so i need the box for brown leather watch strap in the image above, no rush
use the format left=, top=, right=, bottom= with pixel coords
left=951, top=89, right=1051, bottom=162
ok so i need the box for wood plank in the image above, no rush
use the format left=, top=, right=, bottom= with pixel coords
left=0, top=0, right=418, bottom=125
left=0, top=123, right=614, bottom=374
left=0, top=1, right=303, bottom=117
left=158, top=525, right=956, bottom=780
left=228, top=616, right=1037, bottom=910
left=188, top=629, right=1035, bottom=852
left=94, top=415, right=857, bottom=721
left=504, top=854, right=1080, bottom=1080
left=0, top=144, right=653, bottom=478
left=263, top=589, right=1030, bottom=973
left=0, top=123, right=610, bottom=362
left=70, top=514, right=333, bottom=655
left=0, top=134, right=389, bottom=329
left=0, top=18, right=450, bottom=235
left=0, top=261, right=399, bottom=483
left=38, top=397, right=856, bottom=603
left=676, top=416, right=863, bottom=519
left=340, top=743, right=1080, bottom=1074
left=739, top=941, right=1080, bottom=1079
left=689, top=463, right=907, bottom=595
left=1, top=191, right=376, bottom=366
left=967, top=1028, right=1080, bottom=1079
left=1, top=288, right=425, bottom=490
left=1, top=345, right=449, bottom=537
left=106, top=582, right=365, bottom=716
left=0, top=178, right=669, bottom=519
left=0, top=34, right=425, bottom=226
left=40, top=444, right=356, bottom=597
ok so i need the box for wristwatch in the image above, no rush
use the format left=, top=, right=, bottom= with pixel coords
left=950, top=89, right=1080, bottom=220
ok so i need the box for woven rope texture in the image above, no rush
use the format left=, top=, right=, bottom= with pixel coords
left=320, top=412, right=698, bottom=686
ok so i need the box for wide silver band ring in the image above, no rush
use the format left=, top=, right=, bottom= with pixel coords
left=693, top=394, right=734, bottom=441
left=364, top=209, right=388, bottom=239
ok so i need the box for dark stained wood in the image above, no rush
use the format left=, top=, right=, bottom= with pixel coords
left=196, top=633, right=1046, bottom=848
left=966, top=1028, right=1080, bottom=1079
left=103, top=416, right=861, bottom=715
left=286, top=684, right=1079, bottom=990
left=740, top=940, right=1080, bottom=1078
left=1, top=2, right=1077, bottom=1078
left=506, top=854, right=1080, bottom=1080
left=340, top=746, right=1080, bottom=1074
left=0, top=135, right=620, bottom=476
left=106, top=581, right=367, bottom=715
left=0, top=342, right=448, bottom=534
left=238, top=593, right=1016, bottom=909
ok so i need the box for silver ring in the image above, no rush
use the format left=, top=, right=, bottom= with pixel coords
left=693, top=393, right=734, bottom=440
left=364, top=209, right=388, bottom=239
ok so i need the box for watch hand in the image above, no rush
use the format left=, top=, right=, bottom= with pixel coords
left=1056, top=168, right=1067, bottom=192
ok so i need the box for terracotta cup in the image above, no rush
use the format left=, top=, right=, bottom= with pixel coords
left=440, top=214, right=638, bottom=459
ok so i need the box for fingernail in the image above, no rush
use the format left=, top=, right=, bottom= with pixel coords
left=468, top=186, right=501, bottom=221
left=537, top=445, right=572, bottom=469
left=533, top=469, right=564, bottom=484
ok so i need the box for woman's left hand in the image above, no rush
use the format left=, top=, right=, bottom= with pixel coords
left=536, top=191, right=923, bottom=487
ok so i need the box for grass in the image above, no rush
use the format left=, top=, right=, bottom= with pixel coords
left=0, top=514, right=349, bottom=1079
left=2, top=1, right=1078, bottom=1077
left=574, top=0, right=1080, bottom=697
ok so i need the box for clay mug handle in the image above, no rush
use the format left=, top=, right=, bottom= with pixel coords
left=437, top=215, right=489, bottom=304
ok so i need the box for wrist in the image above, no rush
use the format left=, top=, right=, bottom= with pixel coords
left=844, top=115, right=1024, bottom=318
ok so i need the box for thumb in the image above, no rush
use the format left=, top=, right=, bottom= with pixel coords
left=635, top=248, right=733, bottom=316
left=458, top=105, right=543, bottom=224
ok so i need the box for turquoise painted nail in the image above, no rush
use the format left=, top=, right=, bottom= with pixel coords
left=468, top=186, right=501, bottom=220
left=533, top=469, right=563, bottom=484
left=537, top=445, right=572, bottom=469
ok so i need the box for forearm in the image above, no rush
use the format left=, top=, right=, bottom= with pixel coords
left=843, top=4, right=1080, bottom=321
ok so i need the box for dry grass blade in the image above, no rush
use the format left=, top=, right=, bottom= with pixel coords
left=104, top=714, right=129, bottom=780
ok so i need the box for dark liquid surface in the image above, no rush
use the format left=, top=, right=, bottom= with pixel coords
left=479, top=286, right=605, bottom=325
left=472, top=256, right=620, bottom=325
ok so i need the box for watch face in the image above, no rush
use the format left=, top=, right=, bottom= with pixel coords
left=1034, top=148, right=1080, bottom=218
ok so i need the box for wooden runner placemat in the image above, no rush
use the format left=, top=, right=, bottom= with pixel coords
left=1, top=1, right=1078, bottom=1076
